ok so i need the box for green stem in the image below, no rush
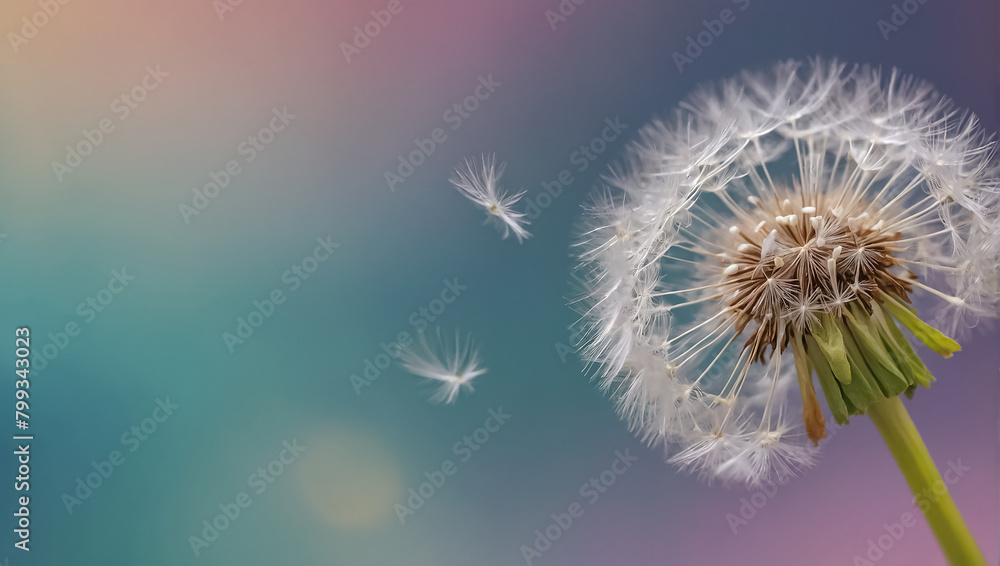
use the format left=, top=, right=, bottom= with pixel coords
left=867, top=396, right=985, bottom=566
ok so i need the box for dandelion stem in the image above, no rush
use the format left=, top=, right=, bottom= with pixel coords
left=867, top=396, right=986, bottom=566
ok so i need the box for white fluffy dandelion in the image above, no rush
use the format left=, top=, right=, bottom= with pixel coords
left=573, top=59, right=1000, bottom=498
left=450, top=154, right=532, bottom=242
left=398, top=329, right=487, bottom=404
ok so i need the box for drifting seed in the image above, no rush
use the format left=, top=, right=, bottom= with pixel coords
left=801, top=206, right=817, bottom=214
left=781, top=198, right=792, bottom=211
left=724, top=264, right=740, bottom=276
left=729, top=225, right=740, bottom=234
left=809, top=215, right=824, bottom=228
left=738, top=243, right=754, bottom=253
left=748, top=196, right=761, bottom=206
left=832, top=245, right=843, bottom=259
left=754, top=220, right=767, bottom=233
left=774, top=256, right=785, bottom=268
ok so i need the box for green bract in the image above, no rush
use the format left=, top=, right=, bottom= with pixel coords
left=802, top=298, right=954, bottom=425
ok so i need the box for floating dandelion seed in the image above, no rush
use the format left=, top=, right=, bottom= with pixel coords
left=573, top=59, right=997, bottom=565
left=397, top=329, right=487, bottom=404
left=450, top=154, right=532, bottom=243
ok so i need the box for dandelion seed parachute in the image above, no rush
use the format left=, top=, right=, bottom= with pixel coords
left=572, top=59, right=1000, bottom=486
left=450, top=154, right=532, bottom=243
left=397, top=328, right=488, bottom=404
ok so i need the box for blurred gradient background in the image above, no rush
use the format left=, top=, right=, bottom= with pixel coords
left=0, top=0, right=997, bottom=564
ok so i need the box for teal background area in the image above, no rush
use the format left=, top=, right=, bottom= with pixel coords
left=0, top=0, right=997, bottom=564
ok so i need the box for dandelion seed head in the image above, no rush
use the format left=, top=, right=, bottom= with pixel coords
left=572, top=58, right=1000, bottom=485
